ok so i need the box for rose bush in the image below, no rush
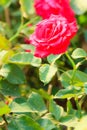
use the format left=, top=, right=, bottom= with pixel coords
left=34, top=0, right=75, bottom=22
left=0, top=0, right=87, bottom=130
left=30, top=14, right=77, bottom=58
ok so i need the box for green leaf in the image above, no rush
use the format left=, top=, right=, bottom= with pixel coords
left=21, top=44, right=35, bottom=53
left=10, top=96, right=46, bottom=114
left=0, top=22, right=6, bottom=35
left=49, top=100, right=64, bottom=120
left=0, top=50, right=14, bottom=65
left=0, top=34, right=10, bottom=49
left=10, top=92, right=47, bottom=114
left=0, top=101, right=10, bottom=116
left=27, top=92, right=47, bottom=114
left=19, top=0, right=35, bottom=18
left=9, top=52, right=41, bottom=67
left=0, top=50, right=8, bottom=62
left=71, top=0, right=87, bottom=15
left=0, top=22, right=13, bottom=37
left=67, top=100, right=74, bottom=114
left=0, top=0, right=12, bottom=7
left=0, top=80, right=21, bottom=96
left=39, top=64, right=57, bottom=84
left=54, top=87, right=83, bottom=99
left=9, top=99, right=35, bottom=113
left=33, top=89, right=52, bottom=100
left=60, top=70, right=87, bottom=88
left=9, top=97, right=36, bottom=113
left=60, top=115, right=78, bottom=127
left=47, top=54, right=61, bottom=64
left=0, top=64, right=26, bottom=84
left=8, top=115, right=44, bottom=130
left=37, top=118, right=55, bottom=130
left=71, top=48, right=87, bottom=59
left=67, top=100, right=79, bottom=118
left=84, top=83, right=87, bottom=94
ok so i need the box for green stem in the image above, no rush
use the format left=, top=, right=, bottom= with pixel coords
left=9, top=27, right=22, bottom=42
left=9, top=17, right=38, bottom=42
left=65, top=52, right=76, bottom=69
left=9, top=15, right=24, bottom=42
left=71, top=58, right=86, bottom=84
left=71, top=68, right=77, bottom=84
left=76, top=58, right=86, bottom=68
left=47, top=84, right=53, bottom=109
left=4, top=7, right=11, bottom=27
left=75, top=97, right=82, bottom=118
left=58, top=68, right=65, bottom=73
left=47, top=84, right=53, bottom=95
left=79, top=94, right=86, bottom=108
left=65, top=52, right=77, bottom=84
left=67, top=100, right=72, bottom=130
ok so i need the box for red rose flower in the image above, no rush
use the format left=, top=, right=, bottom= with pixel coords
left=30, top=15, right=77, bottom=58
left=34, top=0, right=75, bottom=22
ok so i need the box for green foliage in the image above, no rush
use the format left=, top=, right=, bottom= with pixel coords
left=47, top=54, right=62, bottom=64
left=60, top=115, right=78, bottom=127
left=8, top=115, right=44, bottom=130
left=72, top=48, right=87, bottom=59
left=55, top=87, right=83, bottom=99
left=0, top=64, right=26, bottom=84
left=0, top=0, right=12, bottom=7
left=0, top=34, right=10, bottom=49
left=0, top=0, right=87, bottom=130
left=39, top=64, right=57, bottom=84
left=9, top=52, right=41, bottom=67
left=0, top=101, right=10, bottom=116
left=10, top=92, right=47, bottom=114
left=60, top=70, right=87, bottom=88
left=19, top=0, right=35, bottom=18
left=0, top=50, right=8, bottom=62
left=37, top=118, right=55, bottom=130
left=49, top=100, right=64, bottom=120
left=0, top=80, right=21, bottom=96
